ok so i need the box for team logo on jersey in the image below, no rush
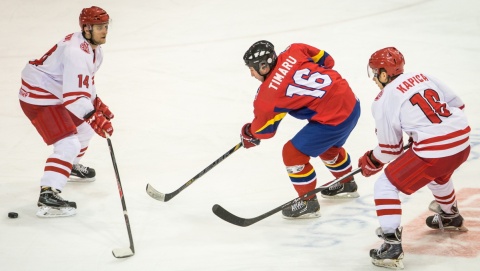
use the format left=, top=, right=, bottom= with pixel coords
left=80, top=41, right=90, bottom=54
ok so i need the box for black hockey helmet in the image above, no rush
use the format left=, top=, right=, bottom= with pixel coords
left=243, top=40, right=277, bottom=77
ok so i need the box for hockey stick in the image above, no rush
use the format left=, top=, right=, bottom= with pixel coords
left=213, top=145, right=410, bottom=227
left=106, top=134, right=135, bottom=258
left=212, top=167, right=361, bottom=227
left=146, top=142, right=243, bottom=202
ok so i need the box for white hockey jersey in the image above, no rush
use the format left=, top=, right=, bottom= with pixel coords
left=371, top=72, right=470, bottom=162
left=19, top=32, right=103, bottom=119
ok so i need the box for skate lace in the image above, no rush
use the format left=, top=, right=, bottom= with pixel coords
left=328, top=182, right=342, bottom=191
left=375, top=243, right=388, bottom=256
left=291, top=199, right=307, bottom=211
left=41, top=189, right=66, bottom=202
left=432, top=214, right=444, bottom=230
left=52, top=192, right=65, bottom=201
left=74, top=164, right=88, bottom=174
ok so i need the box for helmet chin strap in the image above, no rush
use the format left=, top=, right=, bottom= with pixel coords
left=255, top=64, right=273, bottom=81
left=381, top=74, right=401, bottom=87
left=375, top=72, right=391, bottom=88
left=82, top=26, right=99, bottom=46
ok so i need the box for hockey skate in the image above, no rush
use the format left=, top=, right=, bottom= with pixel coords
left=36, top=187, right=77, bottom=218
left=321, top=179, right=359, bottom=199
left=370, top=227, right=404, bottom=270
left=426, top=200, right=468, bottom=232
left=69, top=163, right=96, bottom=182
left=282, top=196, right=320, bottom=219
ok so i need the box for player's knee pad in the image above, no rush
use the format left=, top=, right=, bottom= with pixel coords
left=282, top=140, right=310, bottom=166
left=53, top=135, right=81, bottom=161
left=320, top=146, right=345, bottom=165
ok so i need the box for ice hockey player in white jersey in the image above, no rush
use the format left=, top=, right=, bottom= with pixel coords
left=19, top=6, right=114, bottom=218
left=357, top=47, right=470, bottom=269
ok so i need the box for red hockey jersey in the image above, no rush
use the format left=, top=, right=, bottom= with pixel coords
left=250, top=43, right=357, bottom=139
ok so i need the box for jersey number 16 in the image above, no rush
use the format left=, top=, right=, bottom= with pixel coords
left=286, top=68, right=332, bottom=98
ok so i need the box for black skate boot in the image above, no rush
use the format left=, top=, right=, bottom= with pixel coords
left=425, top=201, right=468, bottom=232
left=69, top=163, right=96, bottom=182
left=282, top=196, right=320, bottom=219
left=37, top=187, right=77, bottom=218
left=370, top=227, right=404, bottom=270
left=321, top=179, right=359, bottom=199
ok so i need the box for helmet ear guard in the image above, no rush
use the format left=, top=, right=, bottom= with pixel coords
left=243, top=40, right=277, bottom=76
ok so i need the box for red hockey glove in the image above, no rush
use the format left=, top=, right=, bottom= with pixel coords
left=94, top=96, right=114, bottom=120
left=85, top=110, right=114, bottom=138
left=358, top=150, right=384, bottom=177
left=240, top=123, right=260, bottom=149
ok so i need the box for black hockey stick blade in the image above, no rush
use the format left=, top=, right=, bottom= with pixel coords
left=212, top=200, right=296, bottom=227
left=112, top=247, right=135, bottom=258
left=146, top=143, right=242, bottom=202
left=213, top=145, right=410, bottom=227
left=212, top=167, right=362, bottom=227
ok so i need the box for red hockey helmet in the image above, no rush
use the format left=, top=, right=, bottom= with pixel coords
left=79, top=6, right=110, bottom=29
left=368, top=47, right=405, bottom=77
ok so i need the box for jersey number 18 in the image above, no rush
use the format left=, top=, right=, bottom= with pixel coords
left=410, top=89, right=452, bottom=124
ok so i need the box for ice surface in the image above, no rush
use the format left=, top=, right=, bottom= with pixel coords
left=1, top=0, right=479, bottom=270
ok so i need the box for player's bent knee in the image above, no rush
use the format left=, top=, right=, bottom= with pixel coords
left=53, top=135, right=81, bottom=161
left=283, top=140, right=310, bottom=166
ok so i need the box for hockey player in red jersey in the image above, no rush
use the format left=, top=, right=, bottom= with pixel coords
left=358, top=47, right=470, bottom=269
left=240, top=40, right=361, bottom=219
left=19, top=6, right=114, bottom=217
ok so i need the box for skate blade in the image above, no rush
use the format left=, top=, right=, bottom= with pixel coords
left=282, top=211, right=321, bottom=220
left=68, top=176, right=96, bottom=182
left=321, top=191, right=360, bottom=199
left=440, top=224, right=469, bottom=232
left=36, top=206, right=77, bottom=218
left=371, top=257, right=404, bottom=270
